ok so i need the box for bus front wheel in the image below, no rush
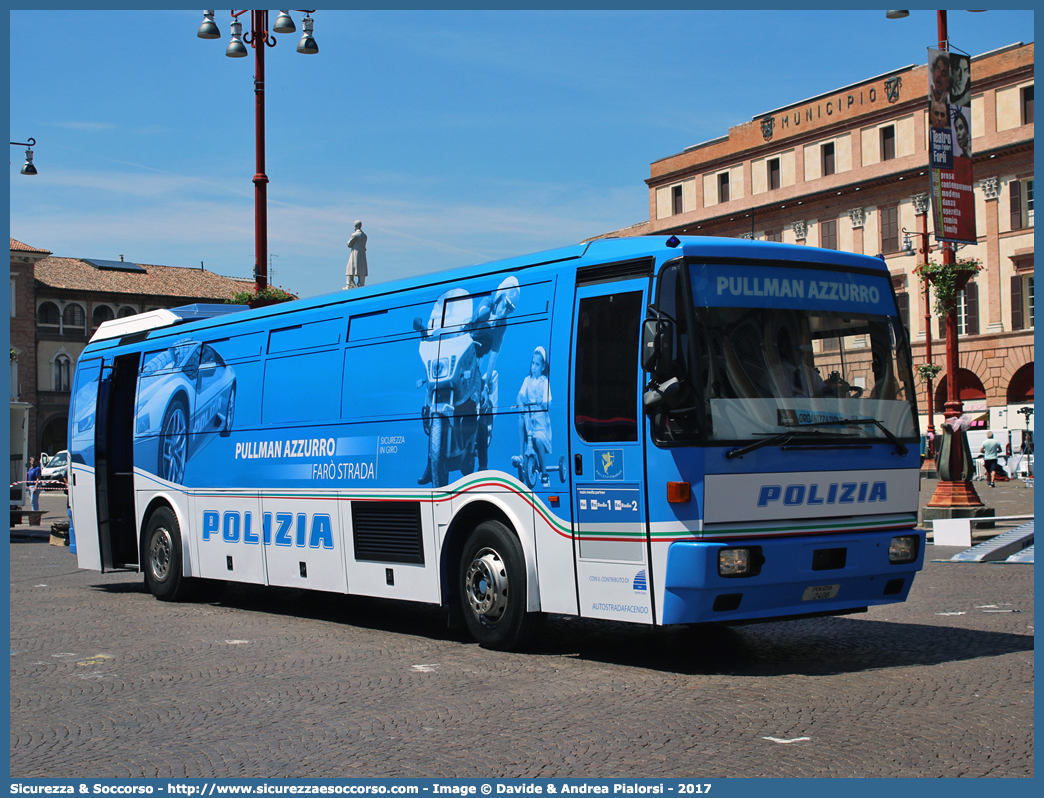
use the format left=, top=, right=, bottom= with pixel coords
left=459, top=521, right=542, bottom=650
left=144, top=506, right=192, bottom=602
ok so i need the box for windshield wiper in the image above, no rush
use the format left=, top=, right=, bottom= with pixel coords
left=840, top=417, right=909, bottom=456
left=725, top=417, right=909, bottom=459
left=725, top=431, right=795, bottom=460
left=788, top=417, right=910, bottom=456
left=724, top=424, right=838, bottom=459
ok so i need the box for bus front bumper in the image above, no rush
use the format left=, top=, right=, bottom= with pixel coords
left=661, top=529, right=925, bottom=625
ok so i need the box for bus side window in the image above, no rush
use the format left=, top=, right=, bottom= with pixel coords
left=342, top=340, right=421, bottom=421
left=201, top=334, right=265, bottom=429
left=70, top=358, right=103, bottom=456
left=269, top=317, right=342, bottom=354
left=263, top=349, right=343, bottom=425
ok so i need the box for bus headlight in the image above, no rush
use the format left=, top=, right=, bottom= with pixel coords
left=718, top=546, right=764, bottom=577
left=719, top=548, right=750, bottom=576
left=888, top=535, right=919, bottom=564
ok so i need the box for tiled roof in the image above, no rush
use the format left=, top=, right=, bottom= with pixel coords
left=10, top=238, right=51, bottom=254
left=34, top=256, right=254, bottom=300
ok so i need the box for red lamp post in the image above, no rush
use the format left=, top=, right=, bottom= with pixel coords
left=198, top=10, right=317, bottom=292
left=923, top=253, right=984, bottom=507
left=890, top=9, right=985, bottom=515
left=927, top=11, right=983, bottom=509
left=904, top=195, right=937, bottom=472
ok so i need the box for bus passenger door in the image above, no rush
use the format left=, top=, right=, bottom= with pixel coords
left=569, top=269, right=654, bottom=624
left=95, top=353, right=141, bottom=570
left=69, top=358, right=103, bottom=571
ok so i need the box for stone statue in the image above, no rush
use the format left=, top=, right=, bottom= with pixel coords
left=345, top=220, right=368, bottom=288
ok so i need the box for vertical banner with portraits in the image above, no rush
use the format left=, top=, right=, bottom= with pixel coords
left=928, top=49, right=977, bottom=244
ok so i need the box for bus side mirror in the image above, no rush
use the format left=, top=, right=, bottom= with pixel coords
left=644, top=376, right=680, bottom=411
left=641, top=318, right=674, bottom=377
left=413, top=317, right=426, bottom=333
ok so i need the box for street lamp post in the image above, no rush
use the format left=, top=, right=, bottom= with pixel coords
left=198, top=10, right=317, bottom=292
left=926, top=11, right=982, bottom=509
left=889, top=9, right=985, bottom=516
left=902, top=194, right=937, bottom=473
left=925, top=243, right=984, bottom=506
left=10, top=138, right=37, bottom=175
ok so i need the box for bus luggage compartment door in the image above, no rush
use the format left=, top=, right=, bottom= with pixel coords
left=190, top=492, right=266, bottom=584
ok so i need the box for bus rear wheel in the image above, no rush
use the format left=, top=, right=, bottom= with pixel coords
left=459, top=521, right=542, bottom=650
left=143, top=506, right=193, bottom=602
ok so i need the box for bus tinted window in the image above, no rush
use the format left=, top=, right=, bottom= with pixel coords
left=574, top=291, right=643, bottom=442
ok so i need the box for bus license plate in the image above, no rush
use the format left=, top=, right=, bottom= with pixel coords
left=802, top=584, right=840, bottom=601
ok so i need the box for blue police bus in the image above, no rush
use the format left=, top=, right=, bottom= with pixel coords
left=69, top=236, right=924, bottom=650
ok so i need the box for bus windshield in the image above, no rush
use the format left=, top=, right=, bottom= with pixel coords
left=651, top=260, right=918, bottom=445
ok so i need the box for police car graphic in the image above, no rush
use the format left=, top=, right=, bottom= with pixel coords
left=135, top=338, right=236, bottom=484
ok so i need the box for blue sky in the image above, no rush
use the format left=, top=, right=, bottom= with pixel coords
left=9, top=8, right=1035, bottom=300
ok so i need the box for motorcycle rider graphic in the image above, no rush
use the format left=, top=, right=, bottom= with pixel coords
left=465, top=276, right=520, bottom=470
left=415, top=278, right=520, bottom=487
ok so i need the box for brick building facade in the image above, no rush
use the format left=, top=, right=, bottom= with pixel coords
left=600, top=42, right=1034, bottom=435
left=10, top=239, right=52, bottom=498
left=9, top=238, right=253, bottom=464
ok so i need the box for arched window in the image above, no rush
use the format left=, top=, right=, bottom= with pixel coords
left=93, top=305, right=115, bottom=328
left=63, top=303, right=86, bottom=331
left=37, top=301, right=60, bottom=327
left=53, top=354, right=72, bottom=392
left=1007, top=363, right=1034, bottom=405
left=40, top=414, right=69, bottom=455
left=117, top=306, right=137, bottom=318
left=934, top=368, right=986, bottom=413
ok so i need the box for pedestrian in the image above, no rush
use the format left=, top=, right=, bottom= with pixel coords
left=980, top=431, right=1002, bottom=488
left=26, top=457, right=41, bottom=512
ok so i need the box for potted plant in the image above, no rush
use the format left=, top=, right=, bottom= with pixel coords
left=914, top=257, right=982, bottom=315
left=227, top=284, right=297, bottom=309
left=916, top=363, right=942, bottom=384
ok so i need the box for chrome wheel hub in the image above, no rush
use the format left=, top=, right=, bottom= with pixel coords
left=150, top=527, right=174, bottom=581
left=465, top=547, right=509, bottom=624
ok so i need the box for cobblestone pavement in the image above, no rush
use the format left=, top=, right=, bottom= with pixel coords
left=10, top=516, right=1032, bottom=780
left=919, top=476, right=1035, bottom=534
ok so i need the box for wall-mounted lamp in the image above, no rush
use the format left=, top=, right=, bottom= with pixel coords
left=10, top=138, right=37, bottom=175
